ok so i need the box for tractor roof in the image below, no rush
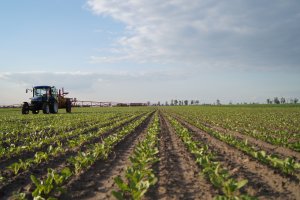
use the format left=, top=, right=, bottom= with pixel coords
left=34, top=86, right=52, bottom=89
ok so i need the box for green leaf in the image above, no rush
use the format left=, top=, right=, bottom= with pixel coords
left=32, top=189, right=41, bottom=198
left=236, top=179, right=248, bottom=189
left=259, top=151, right=266, bottom=158
left=33, top=196, right=46, bottom=200
left=114, top=176, right=129, bottom=191
left=111, top=191, right=124, bottom=200
left=61, top=167, right=72, bottom=179
left=30, top=175, right=41, bottom=187
left=213, top=195, right=228, bottom=200
left=47, top=197, right=58, bottom=200
left=12, top=192, right=27, bottom=200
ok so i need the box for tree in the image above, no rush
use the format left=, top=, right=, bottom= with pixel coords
left=157, top=101, right=160, bottom=106
left=171, top=99, right=174, bottom=106
left=165, top=101, right=169, bottom=106
left=191, top=100, right=194, bottom=105
left=280, top=97, right=286, bottom=104
left=184, top=100, right=188, bottom=106
left=274, top=97, right=280, bottom=104
left=174, top=100, right=178, bottom=106
left=216, top=99, right=221, bottom=105
left=266, top=99, right=271, bottom=104
left=195, top=100, right=200, bottom=105
left=294, top=98, right=299, bottom=104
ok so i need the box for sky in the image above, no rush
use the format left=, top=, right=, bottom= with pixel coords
left=0, top=0, right=300, bottom=105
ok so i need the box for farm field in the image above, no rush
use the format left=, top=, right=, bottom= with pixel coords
left=0, top=105, right=299, bottom=200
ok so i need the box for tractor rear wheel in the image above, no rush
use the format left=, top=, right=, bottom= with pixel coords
left=22, top=102, right=29, bottom=114
left=42, top=103, right=50, bottom=114
left=50, top=101, right=58, bottom=114
left=66, top=100, right=71, bottom=113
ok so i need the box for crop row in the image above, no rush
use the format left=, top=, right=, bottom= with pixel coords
left=164, top=106, right=300, bottom=151
left=25, top=112, right=152, bottom=199
left=0, top=107, right=149, bottom=143
left=113, top=113, right=160, bottom=200
left=0, top=112, right=116, bottom=139
left=0, top=113, right=137, bottom=161
left=0, top=113, right=144, bottom=187
left=167, top=112, right=300, bottom=176
left=166, top=114, right=254, bottom=200
left=0, top=111, right=135, bottom=146
left=1, top=112, right=136, bottom=175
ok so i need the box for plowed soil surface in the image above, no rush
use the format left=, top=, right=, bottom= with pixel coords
left=61, top=113, right=218, bottom=200
left=60, top=114, right=153, bottom=199
left=1, top=110, right=299, bottom=200
left=0, top=114, right=148, bottom=200
left=145, top=114, right=216, bottom=200
left=204, top=121, right=300, bottom=162
left=176, top=116, right=300, bottom=200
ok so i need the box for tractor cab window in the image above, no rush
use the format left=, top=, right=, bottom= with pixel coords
left=34, top=88, right=48, bottom=97
left=51, top=87, right=57, bottom=96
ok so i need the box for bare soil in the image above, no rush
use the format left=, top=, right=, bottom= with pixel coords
left=61, top=111, right=217, bottom=200
left=59, top=112, right=154, bottom=199
left=0, top=113, right=148, bottom=200
left=203, top=121, right=300, bottom=162
left=176, top=116, right=300, bottom=200
left=144, top=113, right=216, bottom=200
left=1, top=111, right=299, bottom=200
left=0, top=115, right=122, bottom=169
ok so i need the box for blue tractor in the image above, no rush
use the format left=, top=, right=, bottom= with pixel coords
left=22, top=86, right=72, bottom=114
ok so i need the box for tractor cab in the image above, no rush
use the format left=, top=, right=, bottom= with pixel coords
left=22, top=86, right=71, bottom=114
left=30, top=86, right=57, bottom=104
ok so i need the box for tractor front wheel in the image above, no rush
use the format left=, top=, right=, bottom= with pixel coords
left=22, top=102, right=29, bottom=114
left=42, top=103, right=50, bottom=114
left=66, top=100, right=71, bottom=113
left=50, top=101, right=58, bottom=114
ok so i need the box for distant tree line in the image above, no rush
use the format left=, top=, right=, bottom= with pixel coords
left=152, top=97, right=299, bottom=106
left=266, top=97, right=299, bottom=104
left=170, top=99, right=200, bottom=106
left=158, top=99, right=222, bottom=106
left=155, top=99, right=201, bottom=106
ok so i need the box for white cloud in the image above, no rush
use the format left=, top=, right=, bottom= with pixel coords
left=1, top=69, right=299, bottom=105
left=0, top=70, right=185, bottom=91
left=89, top=55, right=130, bottom=63
left=0, top=70, right=190, bottom=104
left=87, top=0, right=300, bottom=71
